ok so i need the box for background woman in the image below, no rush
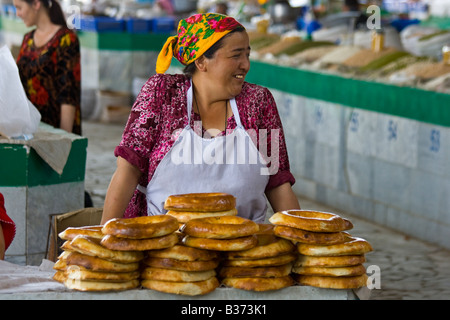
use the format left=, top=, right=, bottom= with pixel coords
left=14, top=0, right=82, bottom=135
left=101, top=13, right=301, bottom=224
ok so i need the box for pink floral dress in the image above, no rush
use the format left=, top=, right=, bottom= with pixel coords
left=115, top=73, right=295, bottom=218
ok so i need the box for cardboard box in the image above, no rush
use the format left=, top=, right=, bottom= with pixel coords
left=46, top=208, right=103, bottom=262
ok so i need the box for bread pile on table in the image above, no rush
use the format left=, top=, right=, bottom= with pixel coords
left=218, top=224, right=296, bottom=291
left=269, top=210, right=373, bottom=289
left=167, top=193, right=257, bottom=252
left=54, top=226, right=143, bottom=291
left=181, top=215, right=259, bottom=252
left=165, top=192, right=238, bottom=226
left=54, top=215, right=180, bottom=292
left=53, top=193, right=373, bottom=295
left=141, top=243, right=220, bottom=296
left=173, top=193, right=297, bottom=292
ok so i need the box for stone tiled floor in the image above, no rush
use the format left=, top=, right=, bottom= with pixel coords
left=83, top=120, right=450, bottom=300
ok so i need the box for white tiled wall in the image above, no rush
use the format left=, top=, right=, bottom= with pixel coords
left=272, top=88, right=450, bottom=250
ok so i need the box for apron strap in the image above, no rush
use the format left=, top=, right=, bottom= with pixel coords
left=229, top=98, right=242, bottom=128
left=137, top=184, right=147, bottom=194
left=187, top=80, right=193, bottom=122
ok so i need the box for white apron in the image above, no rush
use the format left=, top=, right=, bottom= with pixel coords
left=139, top=82, right=269, bottom=222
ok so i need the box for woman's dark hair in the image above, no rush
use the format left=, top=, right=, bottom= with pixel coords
left=183, top=26, right=246, bottom=76
left=24, top=0, right=67, bottom=27
left=344, top=0, right=360, bottom=11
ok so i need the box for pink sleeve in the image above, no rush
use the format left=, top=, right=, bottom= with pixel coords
left=115, top=75, right=164, bottom=173
left=266, top=170, right=296, bottom=192
left=257, top=87, right=296, bottom=191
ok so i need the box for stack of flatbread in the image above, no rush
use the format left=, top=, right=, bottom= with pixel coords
left=53, top=226, right=143, bottom=291
left=165, top=192, right=238, bottom=227
left=140, top=243, right=220, bottom=296
left=269, top=210, right=372, bottom=289
left=218, top=224, right=296, bottom=292
left=292, top=235, right=372, bottom=289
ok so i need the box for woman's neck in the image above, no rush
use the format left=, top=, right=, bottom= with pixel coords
left=33, top=12, right=60, bottom=47
left=191, top=74, right=228, bottom=109
left=191, top=76, right=230, bottom=135
left=35, top=8, right=54, bottom=32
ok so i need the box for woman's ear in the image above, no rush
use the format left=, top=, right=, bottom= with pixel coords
left=32, top=0, right=41, bottom=10
left=194, top=56, right=208, bottom=72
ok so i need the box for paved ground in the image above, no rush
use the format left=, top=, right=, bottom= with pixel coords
left=82, top=120, right=450, bottom=300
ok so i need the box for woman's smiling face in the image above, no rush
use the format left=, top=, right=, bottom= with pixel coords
left=203, top=31, right=251, bottom=99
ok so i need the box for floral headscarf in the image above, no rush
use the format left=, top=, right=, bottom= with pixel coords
left=155, top=13, right=244, bottom=74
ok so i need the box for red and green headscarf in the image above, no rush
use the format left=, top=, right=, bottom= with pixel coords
left=155, top=13, right=244, bottom=74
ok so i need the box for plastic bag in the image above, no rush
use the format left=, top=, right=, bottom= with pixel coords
left=0, top=45, right=41, bottom=139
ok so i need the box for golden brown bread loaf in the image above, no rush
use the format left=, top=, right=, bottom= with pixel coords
left=146, top=244, right=219, bottom=261
left=63, top=235, right=144, bottom=263
left=254, top=223, right=277, bottom=245
left=269, top=210, right=353, bottom=232
left=141, top=277, right=219, bottom=296
left=221, top=276, right=294, bottom=292
left=221, top=252, right=297, bottom=267
left=63, top=278, right=140, bottom=292
left=167, top=208, right=238, bottom=223
left=292, top=264, right=366, bottom=277
left=64, top=267, right=140, bottom=281
left=54, top=249, right=141, bottom=292
left=164, top=193, right=236, bottom=212
left=182, top=234, right=258, bottom=251
left=100, top=233, right=179, bottom=251
left=294, top=255, right=366, bottom=267
left=181, top=216, right=259, bottom=239
left=141, top=267, right=216, bottom=282
left=101, top=215, right=179, bottom=239
left=297, top=236, right=373, bottom=256
left=294, top=274, right=368, bottom=289
left=56, top=251, right=140, bottom=273
left=218, top=263, right=292, bottom=278
left=142, top=256, right=220, bottom=272
left=58, top=225, right=104, bottom=241
left=223, top=237, right=294, bottom=260
left=216, top=221, right=296, bottom=292
left=273, top=225, right=348, bottom=245
left=53, top=270, right=66, bottom=283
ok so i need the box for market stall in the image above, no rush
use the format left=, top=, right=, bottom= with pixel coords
left=0, top=123, right=88, bottom=265
left=1, top=4, right=449, bottom=303
left=0, top=195, right=374, bottom=300
left=1, top=0, right=449, bottom=250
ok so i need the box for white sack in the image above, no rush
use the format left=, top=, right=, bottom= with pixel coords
left=0, top=45, right=41, bottom=138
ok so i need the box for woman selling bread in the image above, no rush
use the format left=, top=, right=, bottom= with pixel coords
left=101, top=13, right=300, bottom=224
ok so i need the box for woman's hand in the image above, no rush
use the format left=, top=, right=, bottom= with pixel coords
left=101, top=157, right=142, bottom=224
left=266, top=182, right=301, bottom=213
